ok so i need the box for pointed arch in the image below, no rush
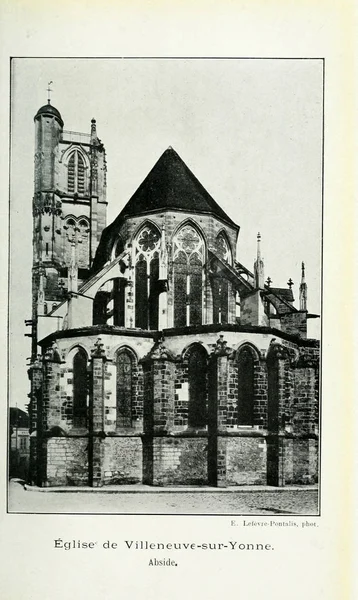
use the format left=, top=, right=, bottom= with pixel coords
left=72, top=347, right=88, bottom=428
left=212, top=230, right=233, bottom=325
left=215, top=229, right=233, bottom=264
left=66, top=148, right=89, bottom=195
left=236, top=344, right=258, bottom=426
left=173, top=221, right=206, bottom=327
left=185, top=343, right=208, bottom=428
left=115, top=347, right=136, bottom=427
left=133, top=221, right=161, bottom=330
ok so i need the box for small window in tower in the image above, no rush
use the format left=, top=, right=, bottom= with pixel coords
left=45, top=242, right=49, bottom=256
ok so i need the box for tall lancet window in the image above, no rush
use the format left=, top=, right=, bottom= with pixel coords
left=237, top=347, right=255, bottom=426
left=212, top=232, right=232, bottom=324
left=116, top=350, right=133, bottom=427
left=187, top=344, right=207, bottom=428
left=73, top=348, right=88, bottom=428
left=134, top=223, right=161, bottom=330
left=67, top=150, right=86, bottom=195
left=173, top=224, right=205, bottom=327
left=77, top=218, right=90, bottom=268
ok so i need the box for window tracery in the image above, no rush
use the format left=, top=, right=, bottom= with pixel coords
left=215, top=232, right=232, bottom=264
left=212, top=232, right=232, bottom=324
left=134, top=223, right=161, bottom=330
left=173, top=224, right=205, bottom=327
left=116, top=350, right=133, bottom=427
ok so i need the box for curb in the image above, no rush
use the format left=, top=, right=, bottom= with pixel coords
left=18, top=483, right=319, bottom=494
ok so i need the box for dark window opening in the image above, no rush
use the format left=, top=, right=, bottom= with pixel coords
left=188, top=346, right=207, bottom=428
left=149, top=257, right=159, bottom=330
left=237, top=348, right=255, bottom=426
left=93, top=290, right=110, bottom=325
left=73, top=349, right=87, bottom=428
left=135, top=258, right=148, bottom=329
left=116, top=351, right=133, bottom=427
left=113, top=279, right=126, bottom=327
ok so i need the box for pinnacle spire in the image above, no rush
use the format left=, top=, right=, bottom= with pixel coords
left=299, top=261, right=307, bottom=311
left=254, top=232, right=264, bottom=289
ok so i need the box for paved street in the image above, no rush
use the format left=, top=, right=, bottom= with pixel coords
left=8, top=481, right=319, bottom=515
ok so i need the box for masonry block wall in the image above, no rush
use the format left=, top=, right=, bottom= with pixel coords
left=31, top=332, right=319, bottom=487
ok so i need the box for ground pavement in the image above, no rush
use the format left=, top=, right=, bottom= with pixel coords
left=8, top=480, right=319, bottom=515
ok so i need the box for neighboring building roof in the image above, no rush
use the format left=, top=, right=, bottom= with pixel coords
left=92, top=147, right=238, bottom=272
left=34, top=102, right=64, bottom=127
left=10, top=407, right=29, bottom=428
left=268, top=287, right=294, bottom=303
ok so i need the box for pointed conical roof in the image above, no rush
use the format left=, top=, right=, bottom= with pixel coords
left=120, top=147, right=236, bottom=226
left=91, top=147, right=238, bottom=273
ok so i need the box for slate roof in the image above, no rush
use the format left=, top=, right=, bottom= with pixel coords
left=34, top=102, right=64, bottom=127
left=268, top=287, right=294, bottom=303
left=92, top=147, right=238, bottom=272
left=10, top=407, right=29, bottom=428
left=119, top=147, right=237, bottom=226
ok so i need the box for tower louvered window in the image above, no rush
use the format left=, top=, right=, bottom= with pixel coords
left=173, top=225, right=204, bottom=327
left=67, top=151, right=86, bottom=195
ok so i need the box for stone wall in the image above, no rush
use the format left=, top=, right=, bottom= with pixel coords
left=220, top=436, right=267, bottom=486
left=150, top=437, right=208, bottom=485
left=46, top=437, right=88, bottom=486
left=102, top=437, right=142, bottom=484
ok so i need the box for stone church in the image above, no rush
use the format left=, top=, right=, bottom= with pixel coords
left=27, top=99, right=320, bottom=488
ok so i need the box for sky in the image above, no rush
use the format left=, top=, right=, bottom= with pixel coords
left=9, top=58, right=323, bottom=409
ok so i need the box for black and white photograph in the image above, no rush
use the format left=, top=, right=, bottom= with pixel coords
left=8, top=57, right=323, bottom=516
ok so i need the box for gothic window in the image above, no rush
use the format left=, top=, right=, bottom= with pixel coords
left=77, top=218, right=89, bottom=268
left=63, top=217, right=75, bottom=265
left=134, top=224, right=161, bottom=330
left=116, top=350, right=133, bottom=427
left=237, top=347, right=255, bottom=426
left=215, top=232, right=232, bottom=264
left=212, top=232, right=232, bottom=324
left=73, top=348, right=87, bottom=428
left=173, top=224, right=205, bottom=327
left=187, top=345, right=207, bottom=428
left=67, top=151, right=86, bottom=195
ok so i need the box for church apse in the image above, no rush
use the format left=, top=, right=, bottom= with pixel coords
left=28, top=109, right=319, bottom=489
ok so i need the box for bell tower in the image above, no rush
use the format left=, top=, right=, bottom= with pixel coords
left=30, top=89, right=108, bottom=359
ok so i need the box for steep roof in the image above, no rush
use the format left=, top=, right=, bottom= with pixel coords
left=119, top=147, right=236, bottom=226
left=91, top=147, right=238, bottom=273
